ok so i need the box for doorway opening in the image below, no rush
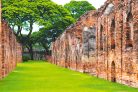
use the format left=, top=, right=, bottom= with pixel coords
left=111, top=61, right=116, bottom=82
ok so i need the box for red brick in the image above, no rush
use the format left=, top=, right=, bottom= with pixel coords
left=50, top=0, right=138, bottom=88
left=0, top=2, right=22, bottom=79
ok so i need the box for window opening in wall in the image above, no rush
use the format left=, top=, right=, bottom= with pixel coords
left=104, top=3, right=114, bottom=15
left=111, top=61, right=116, bottom=82
left=126, top=12, right=133, bottom=48
left=83, top=26, right=96, bottom=56
left=111, top=19, right=115, bottom=49
left=89, top=27, right=96, bottom=52
left=100, top=25, right=103, bottom=50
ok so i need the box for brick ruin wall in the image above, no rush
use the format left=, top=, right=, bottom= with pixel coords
left=50, top=0, right=138, bottom=88
left=0, top=2, right=22, bottom=79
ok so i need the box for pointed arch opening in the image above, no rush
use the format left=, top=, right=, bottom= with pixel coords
left=100, top=25, right=103, bottom=50
left=111, top=61, right=116, bottom=82
left=111, top=19, right=115, bottom=49
left=126, top=12, right=133, bottom=48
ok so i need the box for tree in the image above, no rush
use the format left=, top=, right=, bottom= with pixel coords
left=26, top=0, right=75, bottom=56
left=2, top=0, right=75, bottom=60
left=31, top=12, right=75, bottom=55
left=2, top=0, right=40, bottom=60
left=64, top=0, right=96, bottom=20
left=2, top=0, right=39, bottom=37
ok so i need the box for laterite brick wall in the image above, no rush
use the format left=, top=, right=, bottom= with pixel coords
left=51, top=0, right=138, bottom=88
left=0, top=2, right=22, bottom=79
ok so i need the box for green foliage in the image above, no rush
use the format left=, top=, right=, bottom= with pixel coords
left=22, top=54, right=31, bottom=62
left=2, top=0, right=75, bottom=59
left=30, top=2, right=75, bottom=53
left=2, top=0, right=39, bottom=36
left=0, top=62, right=137, bottom=92
left=64, top=0, right=96, bottom=20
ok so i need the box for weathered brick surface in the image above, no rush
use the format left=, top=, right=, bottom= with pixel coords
left=50, top=0, right=138, bottom=88
left=0, top=2, right=22, bottom=79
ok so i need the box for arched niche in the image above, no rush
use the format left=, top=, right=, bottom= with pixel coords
left=125, top=12, right=133, bottom=49
left=110, top=19, right=116, bottom=49
left=104, top=3, right=114, bottom=15
left=111, top=61, right=116, bottom=82
left=100, top=25, right=103, bottom=50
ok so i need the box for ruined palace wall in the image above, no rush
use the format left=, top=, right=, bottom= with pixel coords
left=121, top=0, right=138, bottom=86
left=51, top=0, right=138, bottom=88
left=0, top=0, right=2, bottom=79
left=51, top=10, right=97, bottom=71
left=0, top=20, right=22, bottom=79
left=0, top=1, right=22, bottom=79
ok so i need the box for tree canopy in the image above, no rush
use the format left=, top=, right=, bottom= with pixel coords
left=64, top=0, right=96, bottom=20
left=2, top=0, right=95, bottom=60
left=2, top=0, right=75, bottom=60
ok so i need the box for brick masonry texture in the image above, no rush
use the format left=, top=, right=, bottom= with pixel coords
left=0, top=2, right=22, bottom=79
left=50, top=0, right=138, bottom=88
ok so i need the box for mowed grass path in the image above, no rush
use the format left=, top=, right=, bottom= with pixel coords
left=0, top=61, right=138, bottom=92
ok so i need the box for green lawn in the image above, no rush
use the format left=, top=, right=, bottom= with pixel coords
left=0, top=61, right=138, bottom=92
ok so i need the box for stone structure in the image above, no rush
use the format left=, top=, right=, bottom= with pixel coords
left=50, top=0, right=138, bottom=88
left=0, top=2, right=22, bottom=79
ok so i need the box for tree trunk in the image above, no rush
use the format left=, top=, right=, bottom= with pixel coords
left=28, top=21, right=33, bottom=37
left=26, top=44, right=34, bottom=60
left=29, top=44, right=34, bottom=60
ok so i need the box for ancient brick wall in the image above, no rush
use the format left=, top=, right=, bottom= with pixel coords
left=51, top=0, right=138, bottom=88
left=0, top=2, right=22, bottom=79
left=0, top=20, right=22, bottom=79
left=0, top=0, right=2, bottom=79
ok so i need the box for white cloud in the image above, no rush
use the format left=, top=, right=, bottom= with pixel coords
left=52, top=0, right=106, bottom=9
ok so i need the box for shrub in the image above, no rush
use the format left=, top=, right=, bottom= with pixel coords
left=23, top=55, right=31, bottom=62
